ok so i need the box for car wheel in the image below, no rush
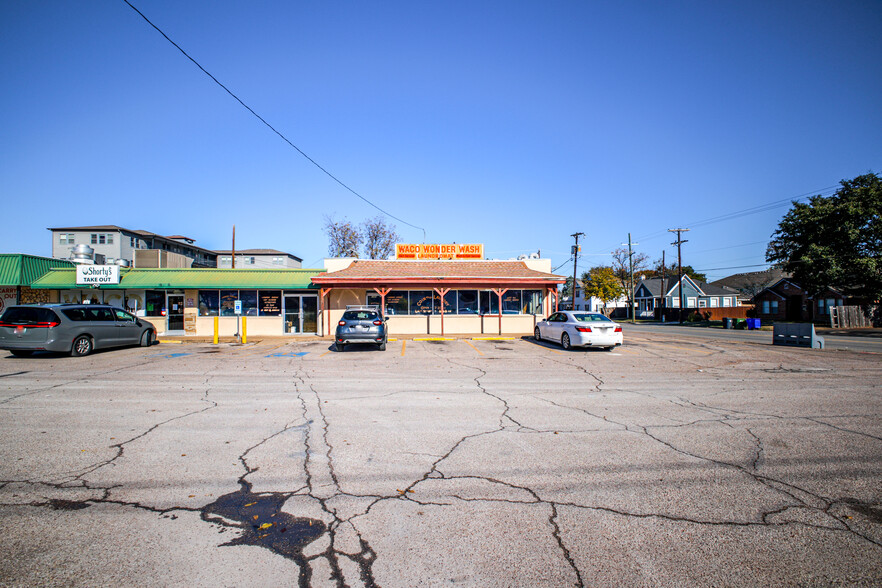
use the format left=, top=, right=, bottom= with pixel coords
left=378, top=339, right=386, bottom=351
left=337, top=342, right=345, bottom=352
left=561, top=332, right=571, bottom=350
left=71, top=335, right=93, bottom=357
left=604, top=346, right=614, bottom=351
left=10, top=350, right=33, bottom=357
left=534, top=327, right=541, bottom=341
left=140, top=330, right=154, bottom=347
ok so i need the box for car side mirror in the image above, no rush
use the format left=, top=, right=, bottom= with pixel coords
left=136, top=320, right=143, bottom=327
left=384, top=316, right=389, bottom=321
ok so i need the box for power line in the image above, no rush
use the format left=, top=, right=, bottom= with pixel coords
left=121, top=0, right=427, bottom=240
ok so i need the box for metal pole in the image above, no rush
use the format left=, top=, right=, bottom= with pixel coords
left=628, top=233, right=634, bottom=323
left=668, top=229, right=690, bottom=323
left=570, top=232, right=584, bottom=310
left=661, top=250, right=666, bottom=321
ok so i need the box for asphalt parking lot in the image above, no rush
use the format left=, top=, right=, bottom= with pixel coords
left=1, top=331, right=880, bottom=587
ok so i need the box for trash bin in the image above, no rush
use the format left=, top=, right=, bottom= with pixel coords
left=746, top=318, right=761, bottom=330
left=723, top=318, right=733, bottom=329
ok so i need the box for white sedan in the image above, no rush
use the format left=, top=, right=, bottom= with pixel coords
left=534, top=311, right=623, bottom=350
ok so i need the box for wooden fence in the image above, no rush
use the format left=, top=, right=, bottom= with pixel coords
left=830, top=305, right=880, bottom=328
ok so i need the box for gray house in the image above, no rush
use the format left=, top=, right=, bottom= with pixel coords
left=634, top=276, right=739, bottom=318
left=215, top=249, right=302, bottom=269
left=49, top=225, right=217, bottom=268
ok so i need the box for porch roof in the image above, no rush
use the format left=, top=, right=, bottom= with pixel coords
left=30, top=268, right=323, bottom=290
left=311, top=260, right=566, bottom=287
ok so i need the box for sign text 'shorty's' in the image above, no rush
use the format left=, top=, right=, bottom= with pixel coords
left=395, top=244, right=483, bottom=260
left=76, top=265, right=120, bottom=285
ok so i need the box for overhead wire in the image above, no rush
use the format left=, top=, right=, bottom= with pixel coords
left=121, top=0, right=427, bottom=240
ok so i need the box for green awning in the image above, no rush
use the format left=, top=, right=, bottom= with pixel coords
left=30, top=268, right=324, bottom=290
left=0, top=254, right=76, bottom=286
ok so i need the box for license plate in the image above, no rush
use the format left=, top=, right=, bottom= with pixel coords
left=14, top=326, right=25, bottom=335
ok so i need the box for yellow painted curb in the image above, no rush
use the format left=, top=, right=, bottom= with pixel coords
left=157, top=340, right=184, bottom=344
left=472, top=337, right=515, bottom=341
left=413, top=337, right=455, bottom=341
left=388, top=338, right=399, bottom=342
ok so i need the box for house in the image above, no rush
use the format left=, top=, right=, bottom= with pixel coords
left=215, top=249, right=302, bottom=269
left=561, top=279, right=629, bottom=316
left=709, top=268, right=789, bottom=306
left=48, top=226, right=218, bottom=268
left=752, top=278, right=849, bottom=323
left=634, top=276, right=739, bottom=318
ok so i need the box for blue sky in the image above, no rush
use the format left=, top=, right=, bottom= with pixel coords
left=2, top=0, right=880, bottom=281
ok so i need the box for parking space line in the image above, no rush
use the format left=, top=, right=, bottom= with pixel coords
left=618, top=347, right=638, bottom=354
left=464, top=340, right=484, bottom=356
left=401, top=340, right=406, bottom=356
left=319, top=350, right=332, bottom=358
left=653, top=342, right=715, bottom=355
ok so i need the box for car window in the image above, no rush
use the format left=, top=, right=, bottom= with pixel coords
left=573, top=313, right=613, bottom=322
left=84, top=307, right=115, bottom=321
left=342, top=311, right=378, bottom=321
left=61, top=308, right=87, bottom=321
left=114, top=309, right=135, bottom=322
left=0, top=307, right=59, bottom=325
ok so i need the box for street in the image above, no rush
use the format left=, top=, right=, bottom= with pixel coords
left=1, top=331, right=880, bottom=587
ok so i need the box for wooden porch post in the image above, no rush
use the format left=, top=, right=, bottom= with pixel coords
left=434, top=288, right=451, bottom=335
left=492, top=288, right=508, bottom=335
left=320, top=288, right=332, bottom=336
left=373, top=287, right=391, bottom=316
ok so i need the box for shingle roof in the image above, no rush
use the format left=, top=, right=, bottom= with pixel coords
left=312, top=260, right=564, bottom=284
left=709, top=269, right=789, bottom=292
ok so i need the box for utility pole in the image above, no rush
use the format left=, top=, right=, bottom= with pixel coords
left=660, top=250, right=666, bottom=322
left=668, top=228, right=690, bottom=323
left=627, top=233, right=637, bottom=323
left=232, top=225, right=236, bottom=269
left=570, top=232, right=584, bottom=311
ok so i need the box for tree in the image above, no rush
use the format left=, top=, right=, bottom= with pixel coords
left=361, top=216, right=400, bottom=260
left=581, top=266, right=625, bottom=315
left=611, top=247, right=649, bottom=316
left=767, top=172, right=882, bottom=301
left=323, top=216, right=362, bottom=258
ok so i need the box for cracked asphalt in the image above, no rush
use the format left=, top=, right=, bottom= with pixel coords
left=0, top=331, right=880, bottom=587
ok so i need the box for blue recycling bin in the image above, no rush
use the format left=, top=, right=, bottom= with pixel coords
left=746, top=318, right=761, bottom=330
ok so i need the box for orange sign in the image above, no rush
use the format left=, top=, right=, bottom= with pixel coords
left=395, top=243, right=484, bottom=260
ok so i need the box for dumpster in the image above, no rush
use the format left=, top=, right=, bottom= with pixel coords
left=746, top=318, right=761, bottom=330
left=723, top=318, right=734, bottom=329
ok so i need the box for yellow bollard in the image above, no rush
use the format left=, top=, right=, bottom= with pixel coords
left=213, top=316, right=219, bottom=344
left=242, top=316, right=247, bottom=344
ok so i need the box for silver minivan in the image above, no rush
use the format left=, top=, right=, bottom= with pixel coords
left=0, top=304, right=156, bottom=357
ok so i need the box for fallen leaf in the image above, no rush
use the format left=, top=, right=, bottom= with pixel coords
left=188, top=495, right=195, bottom=498
left=259, top=522, right=273, bottom=530
left=244, top=502, right=256, bottom=507
left=253, top=515, right=259, bottom=520
left=181, top=454, right=187, bottom=457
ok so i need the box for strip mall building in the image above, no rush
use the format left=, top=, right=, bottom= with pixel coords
left=27, top=244, right=565, bottom=337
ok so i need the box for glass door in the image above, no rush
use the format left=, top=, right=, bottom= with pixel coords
left=167, top=294, right=184, bottom=331
left=284, top=295, right=301, bottom=333
left=302, top=296, right=317, bottom=333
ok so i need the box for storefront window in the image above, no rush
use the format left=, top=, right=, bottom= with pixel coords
left=480, top=291, right=499, bottom=315
left=199, top=290, right=219, bottom=316
left=457, top=290, right=478, bottom=314
left=220, top=290, right=238, bottom=316
left=435, top=291, right=454, bottom=314
left=145, top=290, right=165, bottom=316
left=240, top=290, right=258, bottom=316
left=259, top=291, right=282, bottom=316
left=385, top=291, right=409, bottom=315
left=523, top=290, right=542, bottom=314
left=410, top=290, right=433, bottom=314
left=502, top=291, right=521, bottom=314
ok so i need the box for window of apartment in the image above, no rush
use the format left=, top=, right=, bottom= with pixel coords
left=106, top=234, right=113, bottom=245
left=709, top=297, right=718, bottom=307
left=59, top=233, right=75, bottom=244
left=220, top=257, right=231, bottom=264
left=698, top=299, right=708, bottom=308
left=722, top=297, right=732, bottom=307
left=687, top=297, right=697, bottom=308
left=273, top=257, right=284, bottom=265
left=98, top=234, right=106, bottom=245
left=91, top=234, right=98, bottom=244
left=671, top=298, right=680, bottom=308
